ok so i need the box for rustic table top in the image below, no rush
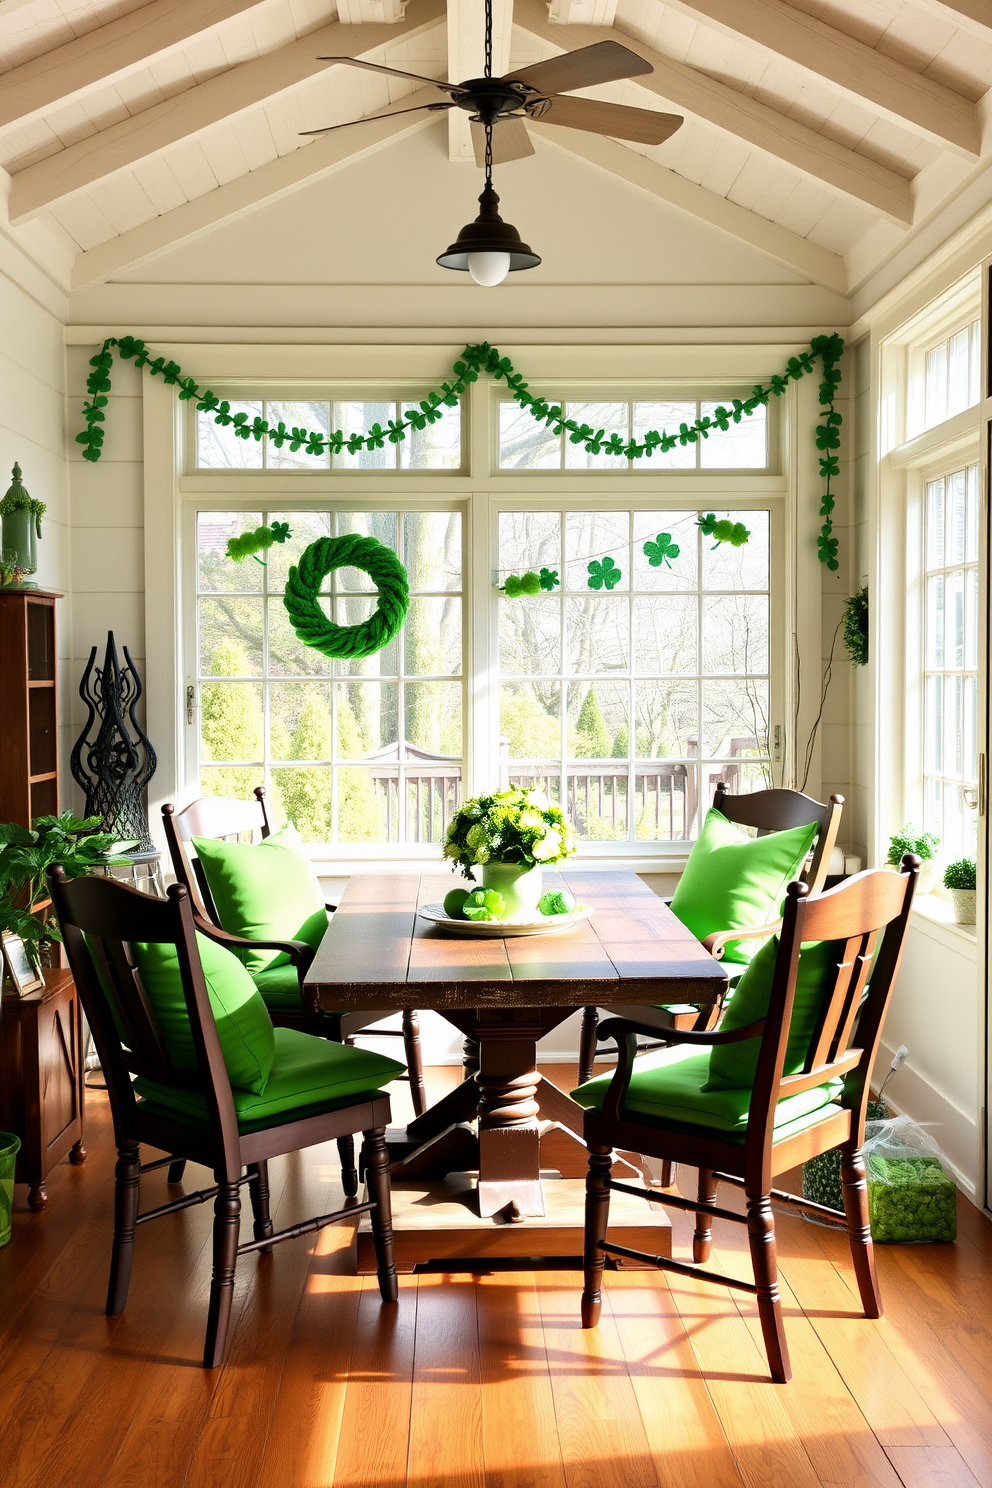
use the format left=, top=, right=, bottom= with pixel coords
left=305, top=870, right=727, bottom=1013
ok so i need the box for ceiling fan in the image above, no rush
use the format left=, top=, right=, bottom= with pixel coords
left=301, top=1, right=683, bottom=283
left=303, top=16, right=682, bottom=168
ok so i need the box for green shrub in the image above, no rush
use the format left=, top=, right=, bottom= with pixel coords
left=943, top=857, right=976, bottom=891
left=886, top=824, right=939, bottom=866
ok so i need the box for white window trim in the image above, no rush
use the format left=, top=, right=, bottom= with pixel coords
left=142, top=344, right=827, bottom=874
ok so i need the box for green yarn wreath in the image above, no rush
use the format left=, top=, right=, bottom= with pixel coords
left=284, top=534, right=409, bottom=660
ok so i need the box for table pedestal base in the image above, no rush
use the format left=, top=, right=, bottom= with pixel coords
left=355, top=1173, right=672, bottom=1274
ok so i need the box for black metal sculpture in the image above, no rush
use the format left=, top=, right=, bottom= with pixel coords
left=70, top=632, right=157, bottom=853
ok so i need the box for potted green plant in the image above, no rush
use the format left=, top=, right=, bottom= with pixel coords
left=442, top=787, right=576, bottom=921
left=0, top=465, right=45, bottom=587
left=0, top=813, right=130, bottom=968
left=943, top=857, right=976, bottom=925
left=886, top=825, right=940, bottom=895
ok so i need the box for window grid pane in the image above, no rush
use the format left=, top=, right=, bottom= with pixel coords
left=498, top=509, right=771, bottom=842
left=923, top=463, right=979, bottom=861
left=196, top=399, right=461, bottom=471
left=196, top=510, right=463, bottom=845
left=498, top=399, right=768, bottom=471
left=924, top=319, right=982, bottom=430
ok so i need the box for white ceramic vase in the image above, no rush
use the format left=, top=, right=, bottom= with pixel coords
left=481, top=861, right=543, bottom=921
left=950, top=887, right=976, bottom=925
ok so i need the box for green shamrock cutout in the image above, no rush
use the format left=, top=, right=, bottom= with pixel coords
left=269, top=521, right=291, bottom=543
left=463, top=888, right=505, bottom=922
left=539, top=567, right=560, bottom=591
left=643, top=533, right=680, bottom=569
left=587, top=557, right=622, bottom=591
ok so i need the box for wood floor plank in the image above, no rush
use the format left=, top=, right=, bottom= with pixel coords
left=604, top=1268, right=746, bottom=1488
left=331, top=1275, right=417, bottom=1488
left=884, top=1446, right=984, bottom=1487
left=535, top=1270, right=659, bottom=1488
left=408, top=1273, right=484, bottom=1488
left=477, top=1271, right=567, bottom=1488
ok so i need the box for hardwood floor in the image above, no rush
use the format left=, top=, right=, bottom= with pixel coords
left=2, top=1063, right=991, bottom=1488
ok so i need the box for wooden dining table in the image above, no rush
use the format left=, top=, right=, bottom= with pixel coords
left=305, top=869, right=728, bottom=1268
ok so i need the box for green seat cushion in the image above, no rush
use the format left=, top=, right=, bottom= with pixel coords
left=252, top=962, right=305, bottom=1010
left=192, top=824, right=328, bottom=976
left=572, top=1043, right=841, bottom=1137
left=705, top=935, right=842, bottom=1089
left=669, top=808, right=817, bottom=965
left=131, top=934, right=275, bottom=1094
left=134, top=1026, right=405, bottom=1129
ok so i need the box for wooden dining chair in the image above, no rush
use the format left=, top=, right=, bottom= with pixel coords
left=48, top=868, right=399, bottom=1369
left=576, top=784, right=844, bottom=1086
left=576, top=857, right=918, bottom=1383
left=163, top=792, right=428, bottom=1150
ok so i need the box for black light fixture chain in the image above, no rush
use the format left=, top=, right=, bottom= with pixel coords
left=485, top=0, right=493, bottom=78
left=485, top=124, right=493, bottom=191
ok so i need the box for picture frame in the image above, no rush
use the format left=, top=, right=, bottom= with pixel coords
left=1, top=933, right=45, bottom=996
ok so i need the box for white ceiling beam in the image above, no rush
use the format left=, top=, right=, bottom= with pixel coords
left=515, top=0, right=914, bottom=225
left=663, top=0, right=980, bottom=158
left=446, top=0, right=513, bottom=160
left=8, top=0, right=446, bottom=225
left=69, top=89, right=443, bottom=289
left=548, top=0, right=618, bottom=23
left=529, top=119, right=848, bottom=294
left=0, top=0, right=272, bottom=133
left=918, top=0, right=992, bottom=33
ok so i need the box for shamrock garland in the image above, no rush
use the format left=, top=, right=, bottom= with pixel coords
left=225, top=521, right=292, bottom=565
left=643, top=532, right=680, bottom=569
left=587, top=557, right=622, bottom=591
left=698, top=513, right=751, bottom=549
left=77, top=332, right=844, bottom=570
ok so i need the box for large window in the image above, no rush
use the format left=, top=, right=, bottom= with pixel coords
left=196, top=508, right=463, bottom=843
left=498, top=508, right=771, bottom=842
left=923, top=464, right=980, bottom=859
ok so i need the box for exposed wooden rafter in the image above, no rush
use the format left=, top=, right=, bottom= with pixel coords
left=663, top=0, right=980, bottom=158
left=0, top=0, right=270, bottom=133
left=447, top=0, right=513, bottom=160
left=514, top=0, right=914, bottom=225
left=70, top=88, right=443, bottom=289
left=529, top=120, right=849, bottom=293
left=918, top=0, right=992, bottom=32
left=7, top=0, right=447, bottom=226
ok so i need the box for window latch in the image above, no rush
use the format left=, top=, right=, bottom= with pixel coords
left=186, top=684, right=196, bottom=727
left=772, top=724, right=783, bottom=764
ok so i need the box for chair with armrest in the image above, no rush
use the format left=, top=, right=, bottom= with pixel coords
left=48, top=868, right=399, bottom=1369
left=575, top=857, right=918, bottom=1383
left=576, top=784, right=844, bottom=1086
left=163, top=791, right=427, bottom=1144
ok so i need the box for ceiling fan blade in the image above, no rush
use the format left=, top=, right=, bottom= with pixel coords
left=503, top=40, right=652, bottom=98
left=470, top=117, right=536, bottom=167
left=300, top=102, right=453, bottom=136
left=535, top=95, right=682, bottom=147
left=317, top=56, right=463, bottom=95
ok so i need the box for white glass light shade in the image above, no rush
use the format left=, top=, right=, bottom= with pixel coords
left=468, top=251, right=511, bottom=287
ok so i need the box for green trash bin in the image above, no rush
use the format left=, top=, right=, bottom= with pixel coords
left=0, top=1133, right=21, bottom=1247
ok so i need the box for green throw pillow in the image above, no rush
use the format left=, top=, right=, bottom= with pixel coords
left=704, top=934, right=842, bottom=1090
left=131, top=933, right=276, bottom=1094
left=192, top=824, right=328, bottom=976
left=669, top=808, right=817, bottom=964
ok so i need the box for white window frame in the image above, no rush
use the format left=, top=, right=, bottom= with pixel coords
left=142, top=346, right=824, bottom=873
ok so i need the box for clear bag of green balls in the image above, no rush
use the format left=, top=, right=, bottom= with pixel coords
left=863, top=1115, right=957, bottom=1243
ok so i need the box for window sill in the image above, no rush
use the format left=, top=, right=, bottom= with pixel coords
left=909, top=893, right=978, bottom=954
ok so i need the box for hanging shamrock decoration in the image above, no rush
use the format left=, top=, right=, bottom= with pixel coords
left=502, top=571, right=542, bottom=597
left=642, top=532, right=680, bottom=569
left=226, top=522, right=292, bottom=565
left=697, top=514, right=750, bottom=549
left=539, top=567, right=559, bottom=591
left=587, top=557, right=622, bottom=591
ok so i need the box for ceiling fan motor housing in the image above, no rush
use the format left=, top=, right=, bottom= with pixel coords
left=454, top=78, right=542, bottom=125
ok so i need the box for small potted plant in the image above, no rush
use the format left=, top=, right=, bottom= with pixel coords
left=943, top=857, right=976, bottom=925
left=0, top=813, right=131, bottom=968
left=442, top=787, right=576, bottom=922
left=886, top=825, right=940, bottom=895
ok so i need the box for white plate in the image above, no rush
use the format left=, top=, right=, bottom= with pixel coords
left=418, top=903, right=593, bottom=937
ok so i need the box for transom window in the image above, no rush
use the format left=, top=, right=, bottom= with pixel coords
left=196, top=399, right=462, bottom=471
left=498, top=399, right=768, bottom=471
left=497, top=509, right=771, bottom=842
left=195, top=509, right=463, bottom=843
left=924, top=320, right=981, bottom=431
left=923, top=464, right=980, bottom=859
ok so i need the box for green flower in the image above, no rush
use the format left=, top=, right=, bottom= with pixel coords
left=642, top=533, right=680, bottom=569
left=587, top=557, right=622, bottom=591
left=463, top=889, right=505, bottom=921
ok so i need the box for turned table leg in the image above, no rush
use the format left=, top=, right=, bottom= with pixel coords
left=474, top=1011, right=545, bottom=1219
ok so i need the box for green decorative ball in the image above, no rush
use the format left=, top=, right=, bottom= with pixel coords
left=444, top=888, right=471, bottom=920
left=283, top=534, right=409, bottom=660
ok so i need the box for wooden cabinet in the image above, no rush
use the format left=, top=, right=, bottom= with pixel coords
left=0, top=971, right=86, bottom=1210
left=0, top=588, right=61, bottom=827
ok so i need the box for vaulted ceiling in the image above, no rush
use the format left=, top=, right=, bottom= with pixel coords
left=1, top=0, right=990, bottom=298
